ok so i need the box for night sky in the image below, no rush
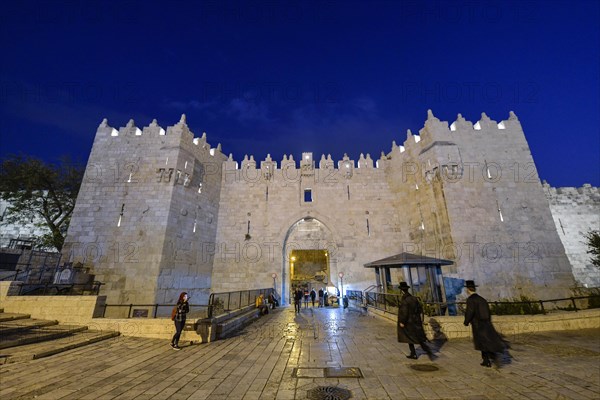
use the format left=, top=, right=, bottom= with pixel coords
left=1, top=0, right=598, bottom=187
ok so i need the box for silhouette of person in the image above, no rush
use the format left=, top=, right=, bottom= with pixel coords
left=463, top=280, right=507, bottom=367
left=397, top=282, right=435, bottom=361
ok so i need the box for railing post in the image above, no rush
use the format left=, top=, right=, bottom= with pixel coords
left=208, top=293, right=214, bottom=318
left=539, top=300, right=545, bottom=314
left=102, top=304, right=107, bottom=318
left=154, top=304, right=159, bottom=318
left=128, top=304, right=133, bottom=318
left=571, top=297, right=578, bottom=312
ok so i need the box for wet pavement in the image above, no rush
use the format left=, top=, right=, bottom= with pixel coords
left=1, top=305, right=599, bottom=399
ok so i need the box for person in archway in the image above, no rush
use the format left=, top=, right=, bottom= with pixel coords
left=310, top=288, right=317, bottom=307
left=303, top=288, right=309, bottom=308
left=397, top=282, right=435, bottom=361
left=463, top=280, right=507, bottom=368
left=294, top=287, right=303, bottom=313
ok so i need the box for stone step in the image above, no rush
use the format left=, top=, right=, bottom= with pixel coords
left=0, top=329, right=120, bottom=364
left=0, top=312, right=31, bottom=322
left=0, top=325, right=88, bottom=349
left=0, top=318, right=59, bottom=335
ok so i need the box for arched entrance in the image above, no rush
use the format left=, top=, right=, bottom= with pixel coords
left=280, top=216, right=339, bottom=305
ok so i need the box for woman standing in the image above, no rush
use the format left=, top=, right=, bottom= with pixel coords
left=171, top=292, right=190, bottom=350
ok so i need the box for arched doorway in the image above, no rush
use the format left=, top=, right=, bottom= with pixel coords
left=280, top=216, right=338, bottom=305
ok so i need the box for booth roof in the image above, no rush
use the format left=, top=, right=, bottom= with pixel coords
left=363, top=252, right=453, bottom=268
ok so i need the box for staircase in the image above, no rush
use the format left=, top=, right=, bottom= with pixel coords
left=0, top=309, right=119, bottom=364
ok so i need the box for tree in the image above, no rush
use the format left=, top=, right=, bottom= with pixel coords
left=585, top=230, right=600, bottom=268
left=0, top=155, right=84, bottom=252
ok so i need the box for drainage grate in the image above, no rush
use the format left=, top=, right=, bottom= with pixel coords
left=410, top=364, right=439, bottom=372
left=307, top=386, right=352, bottom=400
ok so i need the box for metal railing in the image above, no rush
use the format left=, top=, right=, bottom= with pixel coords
left=0, top=268, right=29, bottom=281
left=100, top=303, right=209, bottom=319
left=346, top=290, right=363, bottom=304
left=208, top=288, right=276, bottom=318
left=364, top=291, right=600, bottom=317
left=16, top=281, right=103, bottom=296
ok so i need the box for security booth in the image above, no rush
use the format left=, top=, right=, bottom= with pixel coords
left=364, top=252, right=453, bottom=315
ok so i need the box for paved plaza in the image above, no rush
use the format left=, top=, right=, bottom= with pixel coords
left=1, top=305, right=599, bottom=400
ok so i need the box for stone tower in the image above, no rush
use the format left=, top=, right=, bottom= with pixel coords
left=383, top=111, right=576, bottom=300
left=62, top=115, right=226, bottom=307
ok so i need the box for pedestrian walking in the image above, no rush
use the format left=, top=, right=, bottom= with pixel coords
left=318, top=288, right=324, bottom=307
left=397, top=282, right=436, bottom=361
left=170, top=292, right=190, bottom=350
left=463, top=280, right=507, bottom=367
left=310, top=288, right=317, bottom=307
left=294, top=288, right=303, bottom=313
left=303, top=289, right=309, bottom=308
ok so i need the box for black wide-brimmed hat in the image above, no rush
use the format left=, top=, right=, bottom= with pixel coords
left=464, top=280, right=478, bottom=289
left=398, top=281, right=410, bottom=290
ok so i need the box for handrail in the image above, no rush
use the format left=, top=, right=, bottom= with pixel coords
left=0, top=268, right=28, bottom=281
left=346, top=289, right=363, bottom=304
left=15, top=281, right=104, bottom=296
left=363, top=284, right=383, bottom=293
left=363, top=291, right=600, bottom=316
left=208, top=287, right=276, bottom=318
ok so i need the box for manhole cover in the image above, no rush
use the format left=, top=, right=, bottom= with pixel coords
left=307, top=386, right=352, bottom=400
left=325, top=367, right=363, bottom=378
left=293, top=368, right=325, bottom=378
left=410, top=364, right=439, bottom=372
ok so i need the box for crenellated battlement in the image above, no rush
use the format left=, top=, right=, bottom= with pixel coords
left=95, top=114, right=225, bottom=161
left=223, top=151, right=382, bottom=172
left=96, top=110, right=523, bottom=174
left=544, top=182, right=600, bottom=205
left=389, top=109, right=524, bottom=160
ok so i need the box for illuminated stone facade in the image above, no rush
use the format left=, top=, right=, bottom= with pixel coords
left=62, top=111, right=595, bottom=306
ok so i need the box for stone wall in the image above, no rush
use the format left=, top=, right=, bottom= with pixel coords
left=368, top=306, right=600, bottom=340
left=61, top=110, right=584, bottom=308
left=545, top=183, right=600, bottom=288
left=210, top=152, right=401, bottom=304
left=0, top=282, right=106, bottom=323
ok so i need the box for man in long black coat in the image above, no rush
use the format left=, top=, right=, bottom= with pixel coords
left=463, top=280, right=506, bottom=367
left=397, top=282, right=435, bottom=360
left=294, top=288, right=303, bottom=313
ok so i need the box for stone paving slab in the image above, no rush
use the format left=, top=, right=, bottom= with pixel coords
left=0, top=306, right=599, bottom=399
left=0, top=329, right=120, bottom=364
